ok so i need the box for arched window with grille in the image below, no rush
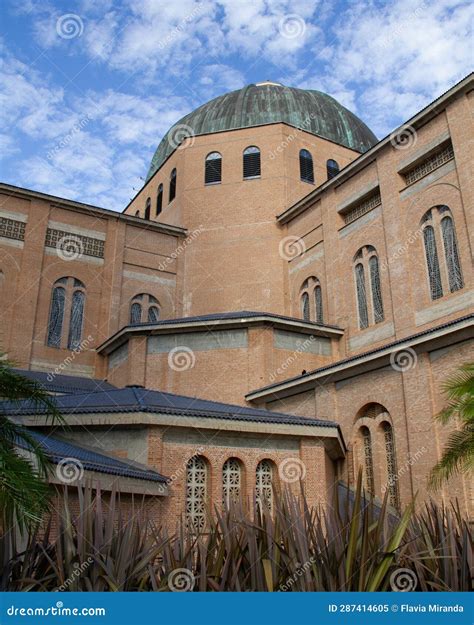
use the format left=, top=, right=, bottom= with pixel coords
left=222, top=458, right=242, bottom=508
left=440, top=211, right=463, bottom=293
left=243, top=146, right=261, bottom=179
left=185, top=455, right=208, bottom=531
left=205, top=152, right=222, bottom=184
left=299, top=149, right=314, bottom=183
left=369, top=255, right=384, bottom=323
left=144, top=197, right=151, bottom=220
left=360, top=426, right=375, bottom=496
left=169, top=168, right=177, bottom=202
left=301, top=291, right=310, bottom=321
left=422, top=221, right=443, bottom=300
left=354, top=246, right=384, bottom=329
left=129, top=294, right=160, bottom=324
left=299, top=276, right=324, bottom=323
left=47, top=277, right=85, bottom=349
left=355, top=263, right=368, bottom=329
left=255, top=459, right=273, bottom=513
left=327, top=159, right=340, bottom=179
left=382, top=422, right=400, bottom=511
left=156, top=184, right=163, bottom=216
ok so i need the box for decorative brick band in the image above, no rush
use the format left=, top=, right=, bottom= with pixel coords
left=0, top=217, right=26, bottom=241
left=45, top=228, right=105, bottom=258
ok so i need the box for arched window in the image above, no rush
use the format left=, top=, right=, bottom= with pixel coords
left=156, top=184, right=163, bottom=216
left=355, top=263, right=368, bottom=329
left=243, top=146, right=261, bottom=179
left=47, top=277, right=85, bottom=349
left=222, top=458, right=242, bottom=508
left=299, top=149, right=314, bottom=183
left=255, top=459, right=273, bottom=513
left=369, top=256, right=384, bottom=323
left=299, top=276, right=324, bottom=323
left=185, top=455, right=208, bottom=531
left=440, top=212, right=463, bottom=292
left=205, top=152, right=222, bottom=184
left=301, top=292, right=310, bottom=321
left=382, top=422, right=400, bottom=511
left=169, top=168, right=177, bottom=202
left=144, top=197, right=151, bottom=220
left=129, top=294, right=160, bottom=324
left=353, top=246, right=384, bottom=329
left=326, top=159, right=340, bottom=179
left=421, top=206, right=463, bottom=300
left=360, top=426, right=375, bottom=496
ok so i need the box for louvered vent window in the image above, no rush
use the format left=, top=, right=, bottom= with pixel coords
left=343, top=192, right=382, bottom=225
left=404, top=142, right=454, bottom=186
left=299, top=149, right=314, bottom=183
left=327, top=159, right=340, bottom=180
left=205, top=152, right=222, bottom=184
left=243, top=146, right=261, bottom=179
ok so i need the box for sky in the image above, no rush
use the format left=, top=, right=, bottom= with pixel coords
left=0, top=0, right=472, bottom=211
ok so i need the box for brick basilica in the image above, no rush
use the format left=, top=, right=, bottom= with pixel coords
left=1, top=75, right=472, bottom=527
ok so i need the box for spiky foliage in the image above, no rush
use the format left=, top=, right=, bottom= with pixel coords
left=0, top=359, right=64, bottom=533
left=429, top=362, right=474, bottom=489
left=3, top=477, right=472, bottom=592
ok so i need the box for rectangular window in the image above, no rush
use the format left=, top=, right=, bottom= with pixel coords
left=403, top=142, right=454, bottom=186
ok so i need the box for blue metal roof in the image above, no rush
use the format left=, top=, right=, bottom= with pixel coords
left=2, top=385, right=337, bottom=428
left=12, top=369, right=116, bottom=395
left=16, top=429, right=167, bottom=483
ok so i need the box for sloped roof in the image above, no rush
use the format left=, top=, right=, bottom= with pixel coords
left=3, top=385, right=337, bottom=428
left=11, top=368, right=117, bottom=395
left=17, top=429, right=167, bottom=483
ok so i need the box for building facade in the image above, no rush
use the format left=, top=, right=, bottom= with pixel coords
left=1, top=77, right=472, bottom=527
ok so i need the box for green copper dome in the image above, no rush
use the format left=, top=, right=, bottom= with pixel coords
left=146, top=82, right=378, bottom=180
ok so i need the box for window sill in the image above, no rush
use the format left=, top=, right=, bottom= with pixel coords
left=205, top=182, right=221, bottom=186
left=243, top=176, right=261, bottom=181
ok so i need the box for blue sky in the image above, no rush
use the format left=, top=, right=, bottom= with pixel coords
left=0, top=0, right=472, bottom=211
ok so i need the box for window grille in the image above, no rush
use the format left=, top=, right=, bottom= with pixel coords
left=156, top=184, right=163, bottom=216
left=301, top=292, right=310, bottom=321
left=314, top=285, right=323, bottom=323
left=383, top=423, right=400, bottom=511
left=205, top=152, right=222, bottom=184
left=343, top=192, right=381, bottom=225
left=243, top=146, right=261, bottom=179
left=0, top=217, right=26, bottom=241
left=169, top=168, right=177, bottom=202
left=361, top=427, right=375, bottom=496
left=355, top=263, right=369, bottom=329
left=441, top=216, right=463, bottom=292
left=185, top=456, right=208, bottom=531
left=256, top=460, right=273, bottom=513
left=45, top=229, right=104, bottom=259
left=327, top=159, right=340, bottom=180
left=299, top=149, right=314, bottom=183
left=404, top=142, right=454, bottom=185
left=67, top=289, right=85, bottom=349
left=369, top=255, right=384, bottom=323
left=222, top=458, right=242, bottom=508
left=148, top=305, right=160, bottom=323
left=423, top=225, right=443, bottom=300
